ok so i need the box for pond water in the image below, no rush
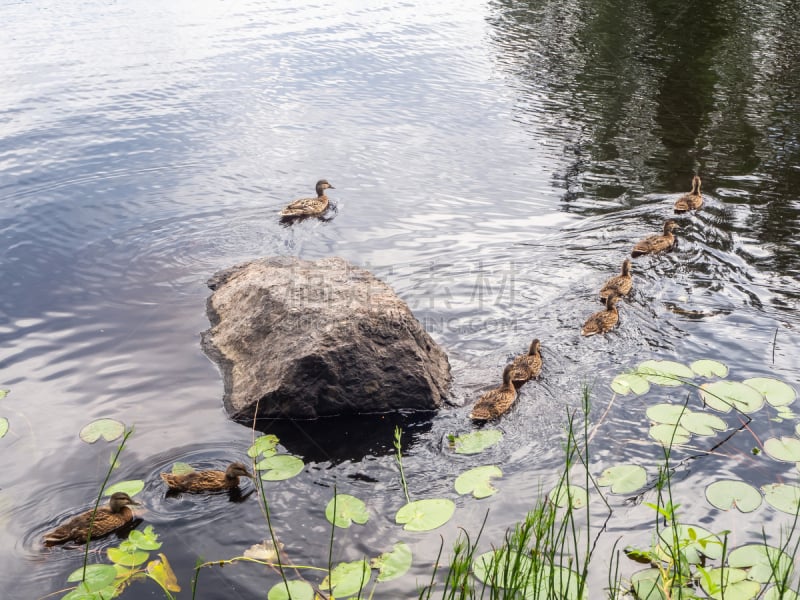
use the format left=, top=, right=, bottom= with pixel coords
left=2, top=0, right=799, bottom=597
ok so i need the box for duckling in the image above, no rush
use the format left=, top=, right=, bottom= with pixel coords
left=469, top=364, right=517, bottom=421
left=599, top=259, right=633, bottom=302
left=673, top=175, right=702, bottom=213
left=280, top=180, right=335, bottom=217
left=160, top=462, right=253, bottom=493
left=43, top=492, right=140, bottom=546
left=631, top=220, right=679, bottom=258
left=581, top=294, right=621, bottom=336
left=508, top=339, right=543, bottom=383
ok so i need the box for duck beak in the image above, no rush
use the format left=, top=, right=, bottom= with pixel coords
left=328, top=184, right=335, bottom=189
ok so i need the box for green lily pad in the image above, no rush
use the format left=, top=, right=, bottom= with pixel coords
left=691, top=359, right=729, bottom=378
left=0, top=417, right=7, bottom=439
left=127, top=526, right=162, bottom=551
left=744, top=377, right=796, bottom=408
left=371, top=542, right=412, bottom=582
left=649, top=423, right=691, bottom=446
left=169, top=462, right=194, bottom=475
left=268, top=580, right=314, bottom=600
left=0, top=389, right=8, bottom=399
left=646, top=403, right=687, bottom=425
left=107, top=546, right=149, bottom=567
left=528, top=565, right=586, bottom=600
left=764, top=588, right=800, bottom=600
left=472, top=549, right=532, bottom=587
left=450, top=429, right=503, bottom=454
left=762, top=483, right=800, bottom=515
left=247, top=434, right=279, bottom=458
left=764, top=437, right=800, bottom=462
left=705, top=480, right=762, bottom=512
left=658, top=524, right=723, bottom=564
left=630, top=568, right=668, bottom=600
left=454, top=465, right=502, bottom=498
left=637, top=360, right=694, bottom=386
left=395, top=498, right=455, bottom=532
left=680, top=411, right=728, bottom=436
left=67, top=564, right=118, bottom=590
left=325, top=494, right=369, bottom=528
left=701, top=381, right=764, bottom=414
left=728, top=544, right=793, bottom=583
left=548, top=484, right=588, bottom=509
left=611, top=372, right=650, bottom=396
left=698, top=566, right=760, bottom=600
left=104, top=479, right=144, bottom=497
left=79, top=419, right=125, bottom=444
left=321, top=559, right=371, bottom=597
left=597, top=464, right=647, bottom=494
left=257, top=455, right=304, bottom=481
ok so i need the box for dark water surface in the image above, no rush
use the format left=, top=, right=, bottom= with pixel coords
left=2, top=0, right=799, bottom=597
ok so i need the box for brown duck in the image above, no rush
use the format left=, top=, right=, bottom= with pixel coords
left=280, top=179, right=334, bottom=217
left=674, top=175, right=702, bottom=213
left=43, top=492, right=140, bottom=546
left=599, top=259, right=633, bottom=302
left=631, top=220, right=679, bottom=258
left=469, top=364, right=517, bottom=421
left=581, top=294, right=621, bottom=336
left=160, top=462, right=253, bottom=493
left=508, top=339, right=543, bottom=383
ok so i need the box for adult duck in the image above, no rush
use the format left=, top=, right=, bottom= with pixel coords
left=280, top=180, right=335, bottom=217
left=581, top=294, right=621, bottom=336
left=469, top=364, right=517, bottom=421
left=160, top=462, right=253, bottom=493
left=631, top=220, right=679, bottom=258
left=508, top=339, right=542, bottom=383
left=43, top=492, right=140, bottom=546
left=674, top=175, right=702, bottom=213
left=599, top=259, right=633, bottom=302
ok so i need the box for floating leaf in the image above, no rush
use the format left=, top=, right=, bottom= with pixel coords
left=247, top=434, right=279, bottom=458
left=371, top=542, right=412, bottom=582
left=257, top=455, right=304, bottom=481
left=611, top=372, right=650, bottom=396
left=128, top=526, right=162, bottom=551
left=680, top=412, right=728, bottom=436
left=548, top=484, right=588, bottom=509
left=705, top=480, right=762, bottom=512
left=243, top=540, right=284, bottom=562
left=107, top=546, right=149, bottom=567
left=268, top=580, right=314, bottom=600
left=630, top=568, right=668, bottom=600
left=764, top=437, right=800, bottom=462
left=147, top=554, right=180, bottom=593
left=698, top=566, right=760, bottom=600
left=104, top=480, right=144, bottom=497
left=395, top=498, right=455, bottom=532
left=67, top=564, right=117, bottom=590
left=649, top=424, right=690, bottom=446
left=169, top=462, right=194, bottom=475
left=728, top=544, right=793, bottom=583
left=764, top=588, right=800, bottom=600
left=325, top=494, right=369, bottom=528
left=528, top=565, right=587, bottom=599
left=691, top=359, right=729, bottom=378
left=450, top=429, right=503, bottom=454
left=321, top=560, right=371, bottom=597
left=597, top=464, right=647, bottom=494
left=0, top=417, right=7, bottom=439
left=472, top=549, right=532, bottom=586
left=701, top=381, right=764, bottom=414
left=658, top=524, right=723, bottom=563
left=744, top=378, right=796, bottom=408
left=79, top=419, right=125, bottom=444
left=762, top=483, right=800, bottom=515
left=454, top=465, right=502, bottom=498
left=637, top=360, right=694, bottom=386
left=646, top=403, right=687, bottom=425
left=0, top=389, right=8, bottom=399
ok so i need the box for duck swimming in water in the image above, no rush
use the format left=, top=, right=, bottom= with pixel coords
left=581, top=294, right=621, bottom=336
left=160, top=462, right=253, bottom=493
left=631, top=220, right=679, bottom=258
left=508, top=339, right=542, bottom=383
left=280, top=180, right=335, bottom=217
left=469, top=364, right=517, bottom=421
left=599, top=259, right=633, bottom=302
left=43, top=492, right=140, bottom=546
left=674, top=175, right=702, bottom=213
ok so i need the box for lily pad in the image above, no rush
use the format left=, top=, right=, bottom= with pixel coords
left=548, top=484, right=588, bottom=509
left=454, top=465, right=502, bottom=498
left=371, top=542, right=412, bottom=582
left=169, top=462, right=194, bottom=475
left=450, top=429, right=503, bottom=454
left=649, top=423, right=691, bottom=446
left=247, top=434, right=279, bottom=458
left=764, top=437, right=800, bottom=462
left=104, top=479, right=144, bottom=497
left=67, top=564, right=118, bottom=590
left=128, top=526, right=162, bottom=551
left=243, top=539, right=284, bottom=562
left=744, top=377, right=796, bottom=408
left=705, top=480, right=762, bottom=512
left=697, top=566, right=760, bottom=600
left=257, top=455, right=304, bottom=481
left=764, top=589, right=800, bottom=600
left=321, top=559, right=371, bottom=597
left=0, top=417, right=7, bottom=439
left=611, top=372, right=650, bottom=396
left=268, top=580, right=314, bottom=600
left=646, top=403, right=687, bottom=425
left=658, top=524, right=723, bottom=564
left=691, top=359, right=729, bottom=378
left=528, top=565, right=587, bottom=600
left=597, top=464, right=647, bottom=494
left=79, top=419, right=125, bottom=444
left=680, top=411, right=728, bottom=436
left=637, top=360, right=694, bottom=386
left=0, top=389, right=8, bottom=399
left=395, top=498, right=455, bottom=532
left=762, top=483, right=800, bottom=515
left=107, top=546, right=149, bottom=567
left=146, top=554, right=180, bottom=593
left=728, top=544, right=793, bottom=583
left=472, top=549, right=532, bottom=587
left=701, top=381, right=764, bottom=414
left=630, top=568, right=668, bottom=600
left=325, top=494, right=369, bottom=528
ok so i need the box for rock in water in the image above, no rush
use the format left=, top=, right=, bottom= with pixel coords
left=202, top=256, right=451, bottom=421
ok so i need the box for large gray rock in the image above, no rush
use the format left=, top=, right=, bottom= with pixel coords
left=201, top=256, right=451, bottom=421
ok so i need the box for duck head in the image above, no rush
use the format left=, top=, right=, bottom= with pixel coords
left=663, top=220, right=679, bottom=234
left=528, top=339, right=541, bottom=356
left=226, top=462, right=254, bottom=480
left=108, top=492, right=140, bottom=512
left=621, top=259, right=632, bottom=276
left=691, top=175, right=701, bottom=193
left=315, top=180, right=334, bottom=196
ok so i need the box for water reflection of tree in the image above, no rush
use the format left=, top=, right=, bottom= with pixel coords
left=486, top=0, right=800, bottom=274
